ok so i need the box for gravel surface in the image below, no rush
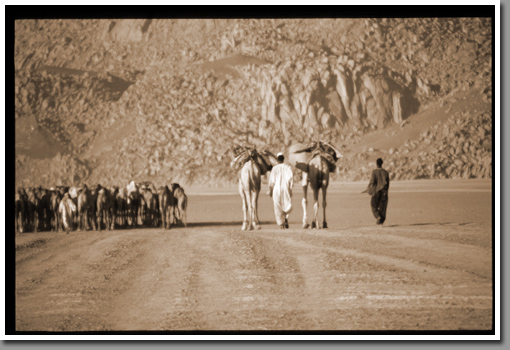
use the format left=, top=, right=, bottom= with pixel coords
left=14, top=179, right=493, bottom=331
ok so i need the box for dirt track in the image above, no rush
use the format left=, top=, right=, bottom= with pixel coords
left=14, top=179, right=493, bottom=331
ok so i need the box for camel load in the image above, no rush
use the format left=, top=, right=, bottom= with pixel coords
left=230, top=146, right=275, bottom=175
left=288, top=141, right=343, bottom=173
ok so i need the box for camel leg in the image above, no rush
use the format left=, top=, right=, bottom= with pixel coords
left=167, top=208, right=172, bottom=230
left=312, top=187, right=320, bottom=229
left=91, top=210, right=97, bottom=231
left=172, top=205, right=177, bottom=225
left=240, top=185, right=249, bottom=231
left=182, top=198, right=188, bottom=228
left=302, top=183, right=309, bottom=229
left=85, top=210, right=90, bottom=230
left=241, top=195, right=248, bottom=230
left=322, top=187, right=328, bottom=229
left=18, top=213, right=23, bottom=234
left=244, top=190, right=253, bottom=230
left=50, top=212, right=55, bottom=232
left=85, top=211, right=89, bottom=230
left=103, top=210, right=108, bottom=231
left=97, top=210, right=102, bottom=232
left=34, top=210, right=39, bottom=232
left=251, top=190, right=260, bottom=230
left=87, top=210, right=92, bottom=230
left=65, top=218, right=70, bottom=234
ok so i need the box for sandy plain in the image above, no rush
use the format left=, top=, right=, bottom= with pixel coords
left=14, top=179, right=493, bottom=332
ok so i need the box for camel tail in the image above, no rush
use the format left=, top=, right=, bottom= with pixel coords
left=321, top=157, right=329, bottom=188
left=181, top=194, right=187, bottom=212
left=313, top=155, right=328, bottom=189
left=182, top=195, right=187, bottom=227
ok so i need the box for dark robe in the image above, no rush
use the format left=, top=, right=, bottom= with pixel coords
left=368, top=167, right=390, bottom=224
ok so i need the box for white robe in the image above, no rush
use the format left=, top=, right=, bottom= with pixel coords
left=59, top=195, right=76, bottom=231
left=268, top=163, right=294, bottom=226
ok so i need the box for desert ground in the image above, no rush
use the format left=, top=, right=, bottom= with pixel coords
left=14, top=179, right=493, bottom=332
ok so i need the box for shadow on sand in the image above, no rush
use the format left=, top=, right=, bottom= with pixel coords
left=187, top=221, right=275, bottom=228
left=383, top=222, right=471, bottom=228
left=27, top=220, right=279, bottom=234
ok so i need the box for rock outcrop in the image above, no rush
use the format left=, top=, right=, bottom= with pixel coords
left=14, top=18, right=492, bottom=187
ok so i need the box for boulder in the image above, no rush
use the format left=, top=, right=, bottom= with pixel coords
left=109, top=19, right=150, bottom=42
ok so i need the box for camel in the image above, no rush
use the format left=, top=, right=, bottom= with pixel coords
left=140, top=186, right=159, bottom=227
left=96, top=187, right=110, bottom=231
left=126, top=187, right=141, bottom=227
left=116, top=187, right=128, bottom=228
left=78, top=185, right=96, bottom=231
left=238, top=158, right=262, bottom=231
left=172, top=184, right=188, bottom=227
left=36, top=187, right=52, bottom=231
left=15, top=189, right=26, bottom=234
left=26, top=188, right=40, bottom=232
left=158, top=185, right=175, bottom=230
left=303, top=153, right=331, bottom=229
left=231, top=147, right=276, bottom=231
left=290, top=141, right=342, bottom=229
left=50, top=189, right=62, bottom=232
left=107, top=186, right=119, bottom=230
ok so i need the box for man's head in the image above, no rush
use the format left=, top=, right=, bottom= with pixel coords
left=376, top=158, right=383, bottom=168
left=277, top=152, right=285, bottom=163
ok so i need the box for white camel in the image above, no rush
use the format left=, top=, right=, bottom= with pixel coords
left=232, top=147, right=276, bottom=231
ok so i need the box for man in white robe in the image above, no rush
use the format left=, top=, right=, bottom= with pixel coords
left=268, top=152, right=294, bottom=229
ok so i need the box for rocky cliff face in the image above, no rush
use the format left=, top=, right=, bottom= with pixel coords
left=14, top=18, right=492, bottom=187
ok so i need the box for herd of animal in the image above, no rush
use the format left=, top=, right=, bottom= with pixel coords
left=14, top=182, right=187, bottom=234
left=15, top=142, right=339, bottom=235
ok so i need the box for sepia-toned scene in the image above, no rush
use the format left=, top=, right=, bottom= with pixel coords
left=14, top=17, right=493, bottom=332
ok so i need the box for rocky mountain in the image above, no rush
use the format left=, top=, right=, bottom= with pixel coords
left=14, top=17, right=493, bottom=187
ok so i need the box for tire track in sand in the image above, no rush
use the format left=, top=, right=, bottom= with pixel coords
left=253, top=230, right=492, bottom=329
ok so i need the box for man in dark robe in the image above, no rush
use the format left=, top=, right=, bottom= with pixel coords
left=366, top=158, right=390, bottom=225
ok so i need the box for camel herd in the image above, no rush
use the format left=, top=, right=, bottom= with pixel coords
left=15, top=141, right=339, bottom=234
left=14, top=182, right=187, bottom=234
